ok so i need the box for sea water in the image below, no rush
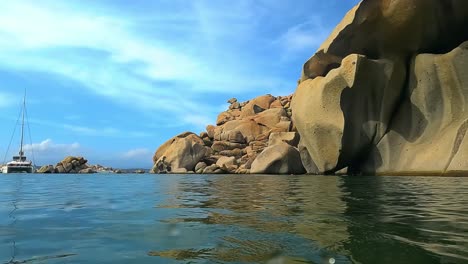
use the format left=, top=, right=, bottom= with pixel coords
left=0, top=174, right=467, bottom=264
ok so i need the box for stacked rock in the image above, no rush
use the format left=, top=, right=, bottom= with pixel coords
left=151, top=94, right=305, bottom=174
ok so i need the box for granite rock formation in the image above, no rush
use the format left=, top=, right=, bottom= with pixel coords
left=292, top=0, right=468, bottom=175
left=37, top=156, right=96, bottom=174
left=151, top=95, right=300, bottom=174
left=151, top=0, right=468, bottom=176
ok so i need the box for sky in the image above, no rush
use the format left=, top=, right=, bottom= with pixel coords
left=0, top=0, right=359, bottom=168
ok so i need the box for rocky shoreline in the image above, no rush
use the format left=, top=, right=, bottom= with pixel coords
left=151, top=0, right=468, bottom=176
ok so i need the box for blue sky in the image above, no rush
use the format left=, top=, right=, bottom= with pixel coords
left=0, top=0, right=359, bottom=168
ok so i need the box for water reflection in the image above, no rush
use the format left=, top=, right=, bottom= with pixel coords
left=154, top=175, right=351, bottom=263
left=341, top=176, right=468, bottom=264
left=153, top=175, right=468, bottom=263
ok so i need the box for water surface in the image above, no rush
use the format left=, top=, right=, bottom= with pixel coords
left=0, top=174, right=467, bottom=263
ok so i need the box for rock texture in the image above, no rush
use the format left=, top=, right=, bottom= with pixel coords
left=292, top=0, right=468, bottom=175
left=151, top=95, right=301, bottom=174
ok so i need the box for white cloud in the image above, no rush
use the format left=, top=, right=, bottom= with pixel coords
left=20, top=140, right=153, bottom=167
left=0, top=0, right=292, bottom=131
left=23, top=139, right=80, bottom=153
left=20, top=139, right=82, bottom=165
left=62, top=124, right=152, bottom=138
left=274, top=17, right=330, bottom=56
left=121, top=148, right=152, bottom=159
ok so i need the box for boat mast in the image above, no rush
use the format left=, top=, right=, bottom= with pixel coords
left=19, top=93, right=25, bottom=159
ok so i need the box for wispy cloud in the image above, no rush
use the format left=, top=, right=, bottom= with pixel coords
left=274, top=17, right=331, bottom=58
left=21, top=138, right=81, bottom=165
left=20, top=139, right=152, bottom=167
left=62, top=124, right=153, bottom=138
left=121, top=148, right=152, bottom=159
left=23, top=138, right=80, bottom=153
left=14, top=116, right=154, bottom=138
left=0, top=1, right=292, bottom=131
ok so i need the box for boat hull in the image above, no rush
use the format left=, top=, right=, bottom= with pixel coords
left=2, top=166, right=34, bottom=173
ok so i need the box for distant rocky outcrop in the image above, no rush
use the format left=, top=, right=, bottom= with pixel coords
left=292, top=0, right=468, bottom=175
left=37, top=156, right=96, bottom=174
left=151, top=95, right=302, bottom=174
left=36, top=158, right=148, bottom=174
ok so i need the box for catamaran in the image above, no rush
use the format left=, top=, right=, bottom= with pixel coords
left=1, top=94, right=34, bottom=174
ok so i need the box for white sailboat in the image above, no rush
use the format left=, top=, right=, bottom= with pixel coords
left=1, top=94, right=34, bottom=174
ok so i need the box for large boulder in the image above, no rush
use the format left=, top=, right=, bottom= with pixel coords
left=214, top=119, right=270, bottom=144
left=253, top=108, right=287, bottom=129
left=153, top=132, right=193, bottom=163
left=292, top=54, right=405, bottom=173
left=216, top=109, right=241, bottom=126
left=250, top=143, right=306, bottom=175
left=216, top=156, right=237, bottom=172
left=240, top=94, right=275, bottom=118
left=152, top=132, right=208, bottom=173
